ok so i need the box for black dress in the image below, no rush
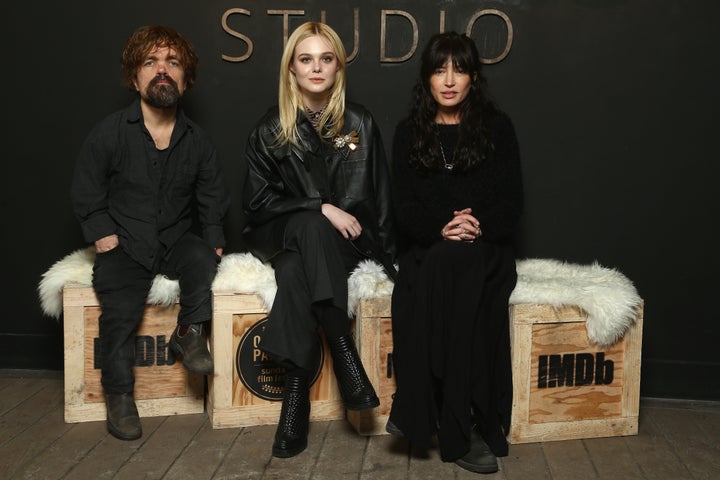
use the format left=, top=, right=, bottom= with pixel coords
left=389, top=113, right=523, bottom=461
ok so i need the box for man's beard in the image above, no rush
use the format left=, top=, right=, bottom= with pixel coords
left=145, top=75, right=181, bottom=108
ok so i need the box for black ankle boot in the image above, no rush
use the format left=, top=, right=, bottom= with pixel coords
left=169, top=322, right=214, bottom=375
left=455, top=428, right=498, bottom=474
left=105, top=393, right=142, bottom=441
left=328, top=335, right=380, bottom=410
left=272, top=373, right=311, bottom=458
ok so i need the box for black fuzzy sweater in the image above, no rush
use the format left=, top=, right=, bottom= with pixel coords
left=391, top=112, right=524, bottom=250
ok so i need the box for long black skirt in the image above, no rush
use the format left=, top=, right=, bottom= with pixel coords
left=389, top=239, right=516, bottom=461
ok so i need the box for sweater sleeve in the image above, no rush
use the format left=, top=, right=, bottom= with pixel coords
left=472, top=113, right=524, bottom=243
left=391, top=114, right=524, bottom=248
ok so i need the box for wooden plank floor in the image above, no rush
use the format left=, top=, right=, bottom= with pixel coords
left=1, top=370, right=718, bottom=480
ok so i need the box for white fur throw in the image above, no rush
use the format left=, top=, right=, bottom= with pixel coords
left=38, top=248, right=640, bottom=346
left=510, top=258, right=641, bottom=346
left=38, top=248, right=394, bottom=321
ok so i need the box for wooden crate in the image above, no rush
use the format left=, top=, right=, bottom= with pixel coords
left=62, top=285, right=205, bottom=423
left=207, top=291, right=344, bottom=429
left=346, top=296, right=395, bottom=435
left=509, top=302, right=644, bottom=443
left=346, top=298, right=644, bottom=443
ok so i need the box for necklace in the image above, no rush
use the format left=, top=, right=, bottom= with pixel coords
left=437, top=131, right=455, bottom=171
left=304, top=104, right=327, bottom=130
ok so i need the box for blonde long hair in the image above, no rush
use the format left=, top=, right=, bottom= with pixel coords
left=277, top=22, right=347, bottom=146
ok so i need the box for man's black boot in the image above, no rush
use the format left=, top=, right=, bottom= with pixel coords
left=328, top=334, right=380, bottom=410
left=105, top=393, right=142, bottom=441
left=169, top=322, right=214, bottom=375
left=272, top=372, right=311, bottom=458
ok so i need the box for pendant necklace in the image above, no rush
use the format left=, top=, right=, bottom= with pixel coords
left=437, top=131, right=455, bottom=171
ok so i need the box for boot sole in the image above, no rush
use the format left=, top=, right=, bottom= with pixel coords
left=272, top=439, right=308, bottom=458
left=107, top=420, right=142, bottom=441
left=455, top=458, right=498, bottom=474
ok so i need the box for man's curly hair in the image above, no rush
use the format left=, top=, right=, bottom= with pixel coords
left=120, top=25, right=199, bottom=91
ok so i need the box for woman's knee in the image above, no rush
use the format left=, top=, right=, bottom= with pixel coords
left=273, top=252, right=306, bottom=284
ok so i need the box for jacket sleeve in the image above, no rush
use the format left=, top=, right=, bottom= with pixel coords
left=243, top=120, right=321, bottom=225
left=367, top=115, right=397, bottom=266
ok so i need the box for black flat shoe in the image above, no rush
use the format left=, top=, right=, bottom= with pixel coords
left=454, top=429, right=498, bottom=474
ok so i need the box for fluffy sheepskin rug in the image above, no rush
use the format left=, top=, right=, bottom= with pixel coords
left=37, top=248, right=392, bottom=319
left=38, top=247, right=95, bottom=320
left=347, top=259, right=394, bottom=314
left=510, top=258, right=642, bottom=346
left=39, top=249, right=640, bottom=346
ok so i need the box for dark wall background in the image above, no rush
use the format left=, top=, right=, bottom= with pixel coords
left=4, top=0, right=718, bottom=400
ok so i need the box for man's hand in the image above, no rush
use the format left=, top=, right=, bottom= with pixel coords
left=95, top=234, right=119, bottom=253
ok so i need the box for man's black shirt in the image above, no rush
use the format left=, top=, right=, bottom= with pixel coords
left=72, top=99, right=229, bottom=270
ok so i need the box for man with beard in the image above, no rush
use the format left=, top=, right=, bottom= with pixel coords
left=71, top=25, right=229, bottom=440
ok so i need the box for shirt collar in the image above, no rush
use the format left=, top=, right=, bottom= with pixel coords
left=124, top=98, right=190, bottom=132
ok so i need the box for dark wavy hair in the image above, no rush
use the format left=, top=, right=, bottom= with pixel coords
left=120, top=25, right=199, bottom=91
left=408, top=32, right=496, bottom=171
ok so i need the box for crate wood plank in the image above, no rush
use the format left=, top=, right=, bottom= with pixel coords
left=509, top=303, right=643, bottom=443
left=62, top=286, right=204, bottom=423
left=347, top=298, right=395, bottom=436
left=208, top=292, right=344, bottom=429
left=348, top=299, right=643, bottom=445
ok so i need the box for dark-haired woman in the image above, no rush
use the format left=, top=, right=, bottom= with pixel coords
left=388, top=32, right=523, bottom=474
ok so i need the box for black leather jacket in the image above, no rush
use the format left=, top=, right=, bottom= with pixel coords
left=243, top=102, right=396, bottom=278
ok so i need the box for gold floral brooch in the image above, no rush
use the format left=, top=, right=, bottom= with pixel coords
left=333, top=130, right=359, bottom=151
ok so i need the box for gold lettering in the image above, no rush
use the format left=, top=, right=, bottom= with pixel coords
left=221, top=8, right=254, bottom=62
left=380, top=10, right=418, bottom=63
left=217, top=7, right=514, bottom=66
left=466, top=9, right=514, bottom=64
left=267, top=9, right=305, bottom=48
left=321, top=8, right=360, bottom=62
left=348, top=8, right=360, bottom=63
left=253, top=348, right=270, bottom=362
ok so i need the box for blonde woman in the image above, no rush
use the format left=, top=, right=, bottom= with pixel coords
left=242, top=22, right=396, bottom=458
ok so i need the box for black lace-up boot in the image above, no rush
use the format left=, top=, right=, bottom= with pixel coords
left=328, top=334, right=380, bottom=410
left=272, top=371, right=311, bottom=458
